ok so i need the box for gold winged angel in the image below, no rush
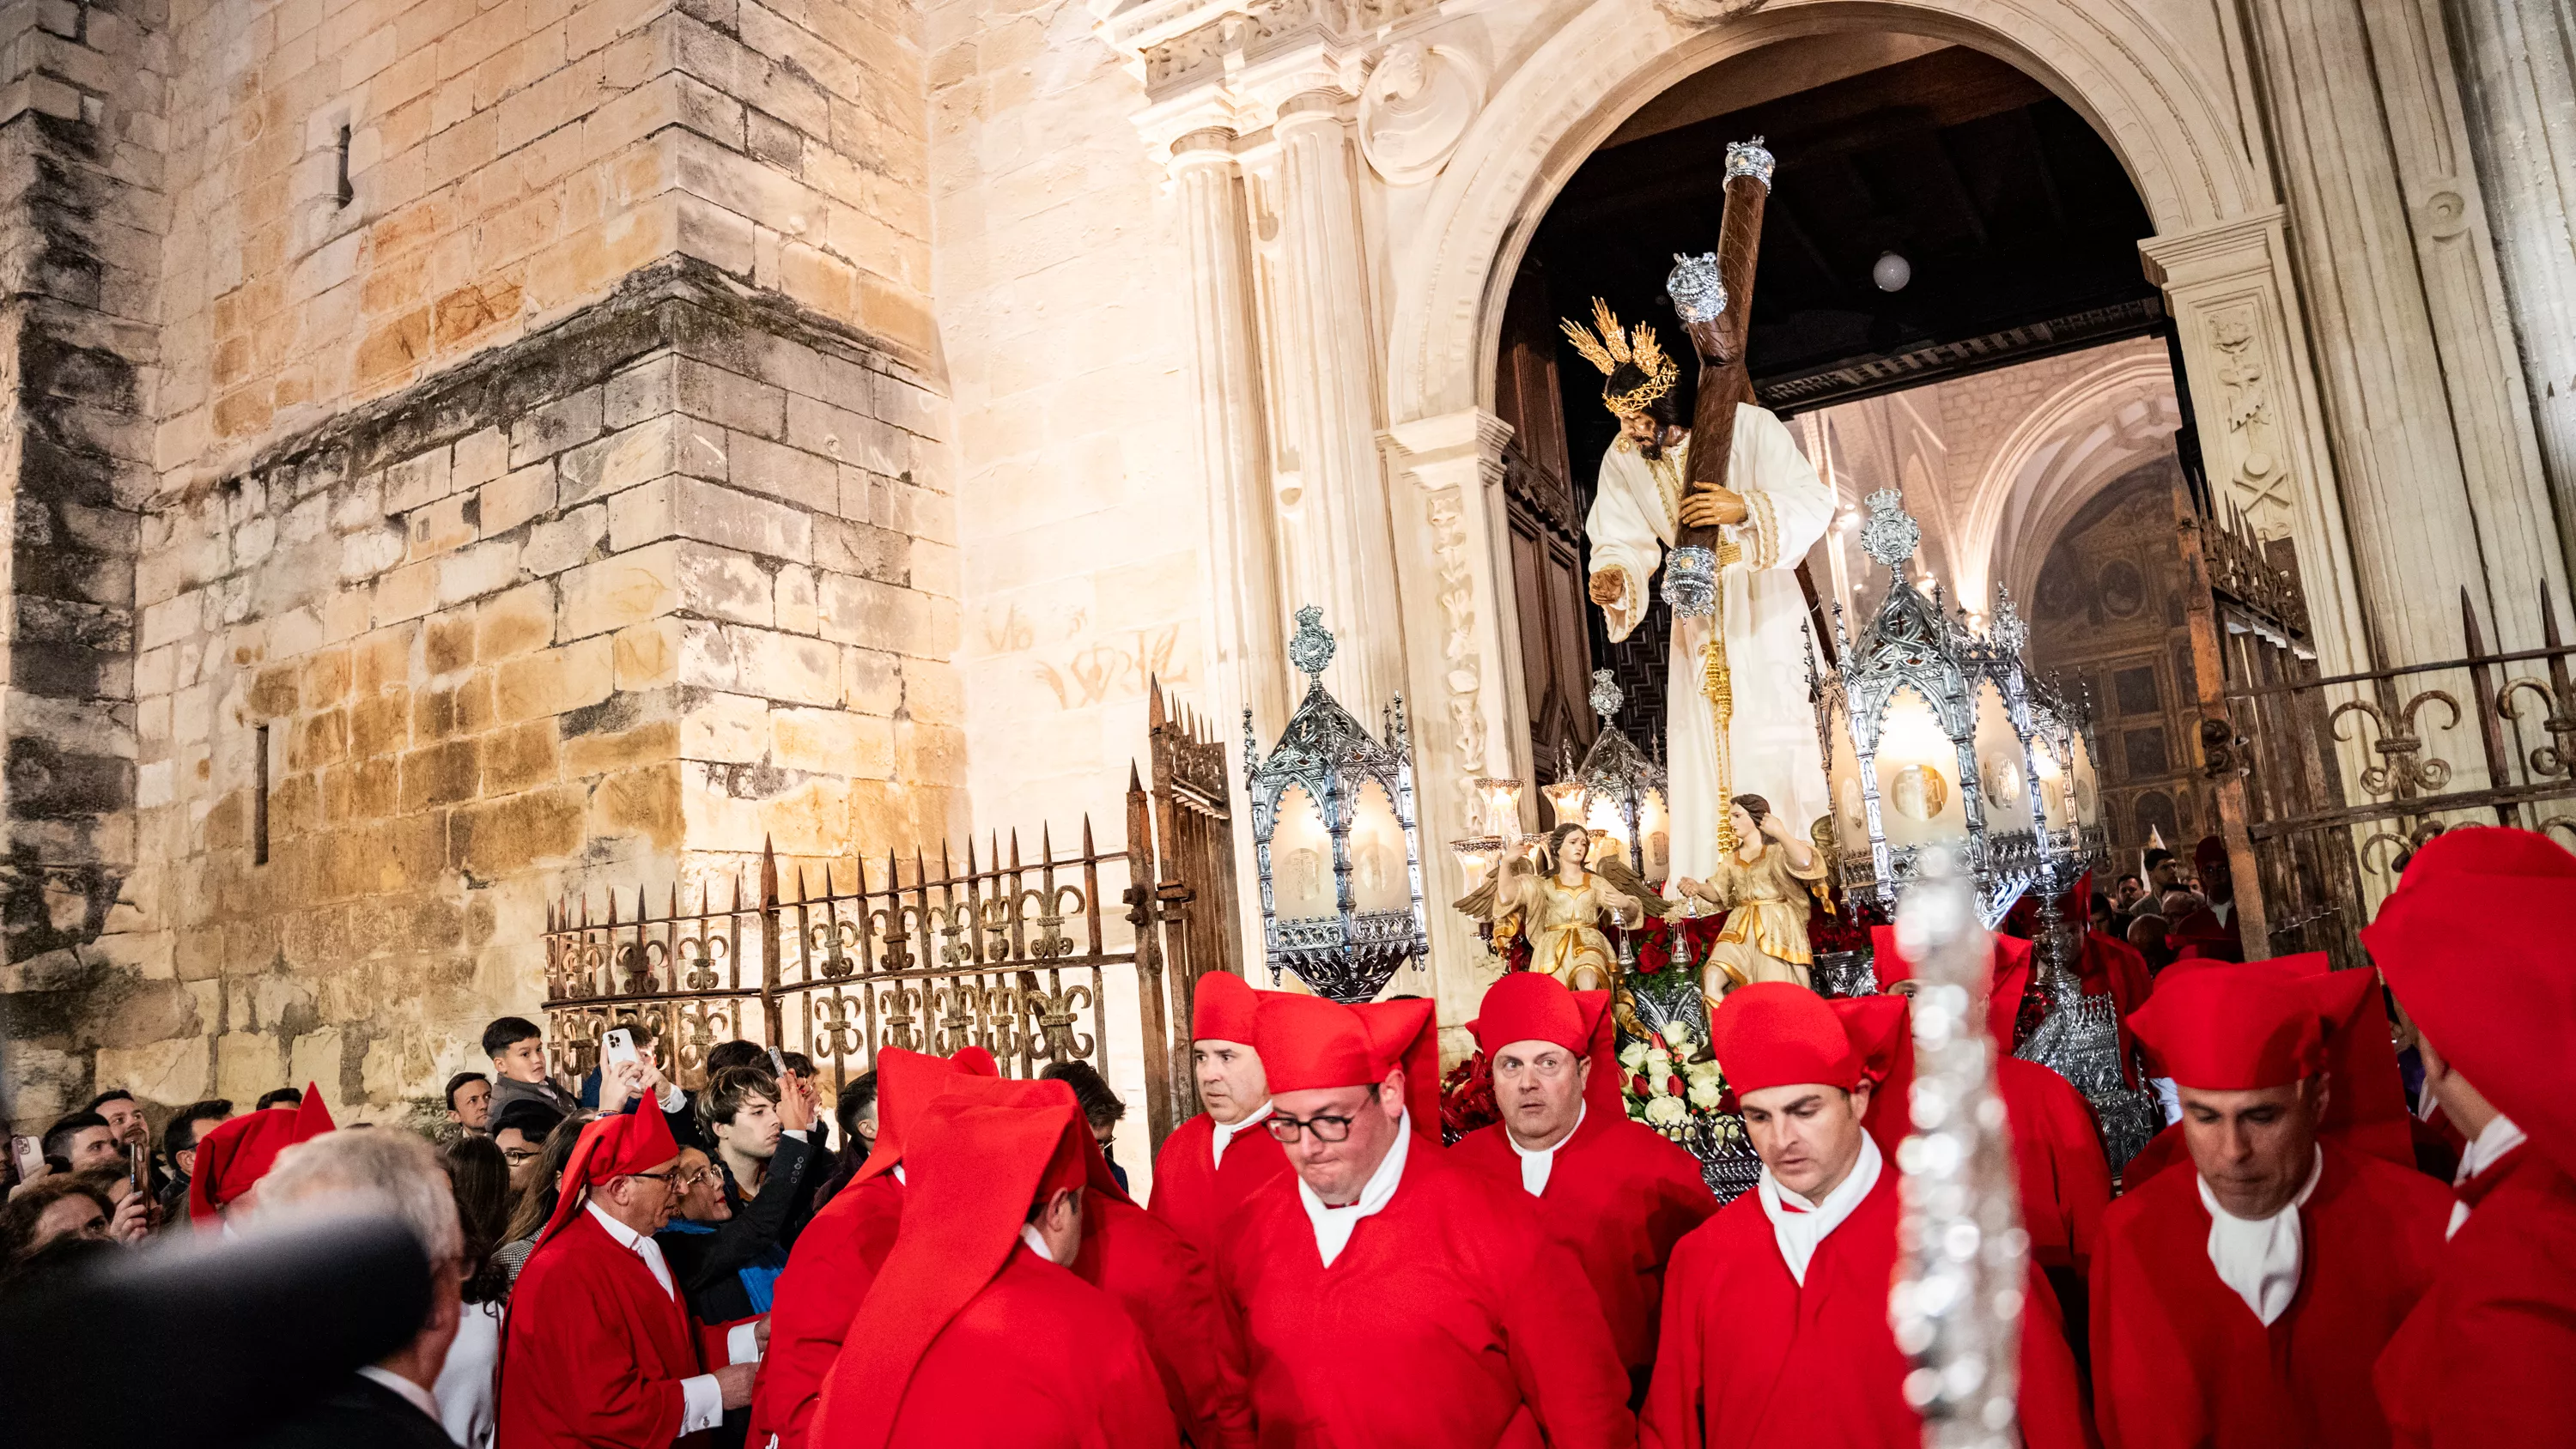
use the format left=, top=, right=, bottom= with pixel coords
left=1454, top=822, right=1676, bottom=991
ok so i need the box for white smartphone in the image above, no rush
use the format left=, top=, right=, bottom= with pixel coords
left=767, top=1046, right=790, bottom=1079
left=602, top=1027, right=641, bottom=1072
left=8, top=1135, right=41, bottom=1183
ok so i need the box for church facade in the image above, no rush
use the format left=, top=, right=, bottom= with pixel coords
left=3, top=0, right=2571, bottom=1124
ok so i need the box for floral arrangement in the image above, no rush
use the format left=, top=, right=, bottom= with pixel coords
left=1619, top=1020, right=1739, bottom=1141
left=1438, top=1048, right=1501, bottom=1144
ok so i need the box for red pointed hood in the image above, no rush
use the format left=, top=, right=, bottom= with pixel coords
left=852, top=1046, right=1001, bottom=1184
left=811, top=1091, right=1098, bottom=1449
left=1471, top=972, right=1625, bottom=1116
left=1191, top=970, right=1263, bottom=1045
left=534, top=1103, right=680, bottom=1247
left=1254, top=993, right=1441, bottom=1135
left=1871, top=924, right=2032, bottom=1049
left=1707, top=983, right=1862, bottom=1096
left=188, top=1084, right=334, bottom=1222
left=2364, top=826, right=2576, bottom=1172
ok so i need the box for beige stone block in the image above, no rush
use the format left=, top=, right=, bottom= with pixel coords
left=817, top=572, right=933, bottom=654
left=94, top=1035, right=210, bottom=1108
left=456, top=784, right=590, bottom=877
left=730, top=626, right=840, bottom=706
left=376, top=560, right=440, bottom=624
left=386, top=449, right=454, bottom=513
left=405, top=492, right=477, bottom=562
left=770, top=705, right=895, bottom=778
left=482, top=462, right=557, bottom=536
left=342, top=524, right=407, bottom=581
left=677, top=542, right=773, bottom=626
left=673, top=617, right=737, bottom=690
left=676, top=356, right=785, bottom=437
left=289, top=1028, right=346, bottom=1095
left=558, top=541, right=681, bottom=640
left=525, top=502, right=609, bottom=578
left=613, top=617, right=683, bottom=689
left=561, top=415, right=678, bottom=509
left=679, top=476, right=812, bottom=560
left=592, top=762, right=684, bottom=851
left=438, top=537, right=523, bottom=606
left=775, top=563, right=819, bottom=634
left=215, top=1031, right=289, bottom=1103
left=904, top=661, right=968, bottom=726
left=496, top=634, right=615, bottom=723
left=483, top=718, right=562, bottom=795
left=607, top=476, right=674, bottom=552
left=725, top=431, right=837, bottom=516
left=681, top=688, right=768, bottom=762
left=453, top=427, right=510, bottom=489
left=477, top=581, right=556, bottom=661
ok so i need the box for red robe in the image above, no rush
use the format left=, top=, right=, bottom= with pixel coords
left=872, top=1242, right=1179, bottom=1448
left=1149, top=1110, right=1291, bottom=1254
left=2375, top=1148, right=2576, bottom=1447
left=1072, top=1191, right=1256, bottom=1449
left=1449, top=1109, right=1716, bottom=1385
left=1639, top=1165, right=2093, bottom=1449
left=1215, top=1144, right=1633, bottom=1448
left=2090, top=1142, right=2451, bottom=1449
left=497, top=1211, right=708, bottom=1448
left=1999, top=1057, right=2113, bottom=1276
left=751, top=1173, right=905, bottom=1449
left=2077, top=929, right=2154, bottom=1085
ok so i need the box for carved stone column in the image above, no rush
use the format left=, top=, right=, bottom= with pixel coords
left=1169, top=130, right=1291, bottom=741
left=2448, top=0, right=2576, bottom=584
left=2144, top=212, right=2371, bottom=676
left=1270, top=90, right=1407, bottom=718
left=1382, top=407, right=1519, bottom=1032
left=2239, top=0, right=2566, bottom=658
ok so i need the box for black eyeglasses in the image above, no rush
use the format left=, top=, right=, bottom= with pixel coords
left=500, top=1148, right=541, bottom=1166
left=1263, top=1086, right=1380, bottom=1143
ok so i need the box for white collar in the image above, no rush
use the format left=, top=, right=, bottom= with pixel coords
left=1755, top=1132, right=1882, bottom=1285
left=2197, top=1146, right=2322, bottom=1325
left=1505, top=1105, right=1585, bottom=1197
left=892, top=1162, right=906, bottom=1185
left=355, top=1366, right=442, bottom=1422
left=586, top=1200, right=677, bottom=1299
left=1296, top=1111, right=1412, bottom=1268
left=1211, top=1102, right=1275, bottom=1169
left=1018, top=1222, right=1058, bottom=1264
left=2448, top=1114, right=2527, bottom=1240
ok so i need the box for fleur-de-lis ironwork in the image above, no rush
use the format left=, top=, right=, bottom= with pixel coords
left=934, top=902, right=977, bottom=969
left=812, top=992, right=865, bottom=1057
left=931, top=983, right=978, bottom=1055
left=808, top=915, right=861, bottom=979
left=617, top=939, right=668, bottom=996
left=2331, top=691, right=2460, bottom=797
left=1021, top=885, right=1083, bottom=961
left=981, top=984, right=1029, bottom=1061
left=2358, top=818, right=2449, bottom=877
left=1027, top=979, right=1097, bottom=1064
left=878, top=984, right=922, bottom=1052
left=2500, top=676, right=2576, bottom=779
left=872, top=905, right=918, bottom=973
left=676, top=931, right=726, bottom=991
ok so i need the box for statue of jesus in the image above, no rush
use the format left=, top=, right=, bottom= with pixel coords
left=1564, top=297, right=1832, bottom=888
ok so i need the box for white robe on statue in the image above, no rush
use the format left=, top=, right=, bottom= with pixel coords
left=1584, top=403, right=1834, bottom=889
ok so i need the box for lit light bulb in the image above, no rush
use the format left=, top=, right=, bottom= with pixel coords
left=1873, top=252, right=1912, bottom=292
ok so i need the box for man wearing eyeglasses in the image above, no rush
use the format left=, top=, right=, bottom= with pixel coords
left=1212, top=992, right=1632, bottom=1447
left=1448, top=973, right=1714, bottom=1406
left=496, top=1108, right=756, bottom=1447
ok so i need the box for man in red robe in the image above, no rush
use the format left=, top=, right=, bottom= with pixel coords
left=498, top=1106, right=755, bottom=1447
left=186, top=1082, right=335, bottom=1223
left=1217, top=991, right=1632, bottom=1447
left=2091, top=962, right=2451, bottom=1449
left=1448, top=972, right=1713, bottom=1402
left=2361, top=826, right=2576, bottom=1446
left=810, top=1088, right=1178, bottom=1449
left=1641, top=983, right=2092, bottom=1449
left=1870, top=925, right=2111, bottom=1277
left=1151, top=971, right=1291, bottom=1256
left=751, top=1047, right=994, bottom=1449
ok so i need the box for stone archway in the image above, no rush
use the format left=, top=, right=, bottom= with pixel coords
left=1383, top=0, right=2364, bottom=678
left=1963, top=348, right=2184, bottom=612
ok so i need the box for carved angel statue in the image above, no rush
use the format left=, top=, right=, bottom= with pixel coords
left=1673, top=793, right=1829, bottom=998
left=1454, top=822, right=1676, bottom=991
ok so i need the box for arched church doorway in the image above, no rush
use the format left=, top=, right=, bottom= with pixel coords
left=1492, top=35, right=2294, bottom=903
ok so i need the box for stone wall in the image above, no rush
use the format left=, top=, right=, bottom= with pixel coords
left=8, top=258, right=963, bottom=1125
left=156, top=0, right=933, bottom=486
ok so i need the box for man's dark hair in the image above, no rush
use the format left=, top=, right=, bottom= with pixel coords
left=162, top=1100, right=234, bottom=1159
left=780, top=1051, right=815, bottom=1076
left=85, top=1089, right=135, bottom=1113
left=697, top=1066, right=781, bottom=1136
left=39, top=1113, right=109, bottom=1163
left=482, top=1017, right=544, bottom=1058
left=445, top=1071, right=490, bottom=1110
left=2143, top=849, right=2174, bottom=871
left=1040, top=1061, right=1125, bottom=1131
left=2116, top=872, right=2142, bottom=888
left=835, top=1072, right=878, bottom=1141
left=704, top=1040, right=765, bottom=1076
left=254, top=1087, right=303, bottom=1111
left=0, top=1176, right=113, bottom=1270
left=489, top=1100, right=565, bottom=1144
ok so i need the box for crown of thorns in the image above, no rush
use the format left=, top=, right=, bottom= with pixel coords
left=1559, top=298, right=1679, bottom=419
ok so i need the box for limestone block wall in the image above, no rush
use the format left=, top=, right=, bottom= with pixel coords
left=924, top=0, right=1209, bottom=835
left=8, top=260, right=963, bottom=1125
left=156, top=0, right=933, bottom=486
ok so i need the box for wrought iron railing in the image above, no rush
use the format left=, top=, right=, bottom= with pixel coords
left=539, top=687, right=1239, bottom=1150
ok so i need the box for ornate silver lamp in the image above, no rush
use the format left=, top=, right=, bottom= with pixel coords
left=1244, top=607, right=1431, bottom=1003
left=1810, top=491, right=2159, bottom=1161
left=1540, top=670, right=1673, bottom=882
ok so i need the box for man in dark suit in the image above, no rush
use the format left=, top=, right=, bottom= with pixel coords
left=243, top=1128, right=469, bottom=1448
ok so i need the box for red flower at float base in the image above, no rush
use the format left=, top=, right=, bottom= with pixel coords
left=1439, top=1049, right=1499, bottom=1143
left=1631, top=1072, right=1651, bottom=1096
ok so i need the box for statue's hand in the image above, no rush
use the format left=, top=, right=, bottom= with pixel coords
left=1678, top=488, right=1748, bottom=530
left=1588, top=568, right=1627, bottom=607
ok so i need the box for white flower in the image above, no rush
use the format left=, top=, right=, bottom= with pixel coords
left=1686, top=1079, right=1725, bottom=1110
left=1643, top=1095, right=1687, bottom=1128
left=1663, top=1025, right=1695, bottom=1052
left=1643, top=1048, right=1672, bottom=1075
left=1619, top=1041, right=1649, bottom=1071
left=1682, top=1058, right=1722, bottom=1085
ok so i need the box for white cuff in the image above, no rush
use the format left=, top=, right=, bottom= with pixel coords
left=657, top=1082, right=687, bottom=1113
left=781, top=1128, right=808, bottom=1141
left=679, top=1373, right=725, bottom=1434
left=726, top=1321, right=762, bottom=1366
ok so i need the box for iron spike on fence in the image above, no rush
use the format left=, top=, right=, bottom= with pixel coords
left=762, top=835, right=781, bottom=908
